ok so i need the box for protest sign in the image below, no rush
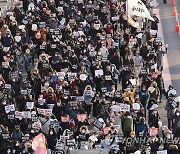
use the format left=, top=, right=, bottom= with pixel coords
left=5, top=104, right=15, bottom=113
left=148, top=127, right=159, bottom=136
left=95, top=69, right=104, bottom=77
left=66, top=139, right=76, bottom=146
left=77, top=114, right=87, bottom=122
left=22, top=111, right=31, bottom=119
left=119, top=103, right=130, bottom=112
left=15, top=111, right=23, bottom=119
left=26, top=102, right=34, bottom=110
left=111, top=105, right=121, bottom=112
left=32, top=122, right=42, bottom=129
left=93, top=120, right=104, bottom=130
left=157, top=150, right=167, bottom=154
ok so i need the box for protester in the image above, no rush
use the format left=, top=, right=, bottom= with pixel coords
left=0, top=0, right=179, bottom=153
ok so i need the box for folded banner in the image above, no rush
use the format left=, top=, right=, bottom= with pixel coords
left=126, top=0, right=154, bottom=21
left=32, top=133, right=47, bottom=154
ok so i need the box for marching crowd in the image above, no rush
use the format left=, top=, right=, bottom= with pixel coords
left=0, top=0, right=179, bottom=153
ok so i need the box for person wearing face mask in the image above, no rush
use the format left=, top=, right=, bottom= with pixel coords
left=36, top=94, right=48, bottom=109
left=139, top=85, right=150, bottom=117
left=136, top=117, right=148, bottom=138
left=119, top=66, right=131, bottom=92
left=51, top=52, right=62, bottom=71
left=172, top=109, right=180, bottom=132
left=12, top=126, right=23, bottom=143
left=149, top=109, right=160, bottom=128
left=47, top=128, right=57, bottom=153
left=77, top=126, right=90, bottom=148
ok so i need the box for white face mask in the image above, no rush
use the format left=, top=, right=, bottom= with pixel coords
left=82, top=130, right=86, bottom=133
left=176, top=113, right=180, bottom=116
left=31, top=129, right=34, bottom=133
left=50, top=131, right=53, bottom=135
left=44, top=82, right=49, bottom=87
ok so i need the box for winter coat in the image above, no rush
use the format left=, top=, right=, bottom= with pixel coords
left=122, top=116, right=134, bottom=133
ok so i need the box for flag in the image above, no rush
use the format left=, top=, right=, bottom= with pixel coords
left=32, top=133, right=47, bottom=154
left=126, top=0, right=154, bottom=21
left=127, top=15, right=141, bottom=29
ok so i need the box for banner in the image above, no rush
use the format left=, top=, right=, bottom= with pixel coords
left=126, top=0, right=154, bottom=21
left=32, top=133, right=47, bottom=154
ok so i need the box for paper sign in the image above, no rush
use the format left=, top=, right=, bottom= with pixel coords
left=77, top=114, right=87, bottom=122
left=76, top=96, right=84, bottom=102
left=47, top=104, right=55, bottom=109
left=105, top=75, right=112, bottom=80
left=61, top=115, right=70, bottom=122
left=112, top=105, right=121, bottom=112
left=95, top=69, right=104, bottom=77
left=57, top=72, right=66, bottom=78
left=119, top=104, right=130, bottom=112
left=2, top=62, right=9, bottom=67
left=5, top=84, right=11, bottom=89
left=112, top=16, right=119, bottom=21
left=157, top=150, right=167, bottom=154
left=21, top=90, right=28, bottom=95
left=8, top=114, right=15, bottom=120
left=5, top=104, right=15, bottom=113
left=22, top=111, right=31, bottom=119
left=66, top=139, right=76, bottom=146
left=129, top=79, right=137, bottom=86
left=26, top=102, right=34, bottom=110
left=32, top=122, right=42, bottom=129
left=150, top=30, right=157, bottom=35
left=15, top=111, right=23, bottom=119
left=148, top=127, right=159, bottom=136
left=93, top=120, right=104, bottom=130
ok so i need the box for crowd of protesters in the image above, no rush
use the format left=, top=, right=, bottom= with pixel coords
left=0, top=0, right=179, bottom=153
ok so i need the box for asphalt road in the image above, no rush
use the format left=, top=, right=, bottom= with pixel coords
left=156, top=0, right=180, bottom=126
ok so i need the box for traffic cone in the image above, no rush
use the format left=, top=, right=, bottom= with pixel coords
left=175, top=21, right=179, bottom=32
left=172, top=7, right=177, bottom=16
left=171, top=0, right=175, bottom=5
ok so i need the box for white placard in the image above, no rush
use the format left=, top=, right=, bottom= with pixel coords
left=5, top=104, right=15, bottom=113
left=95, top=69, right=104, bottom=77
left=112, top=105, right=121, bottom=112
left=26, top=102, right=34, bottom=110
left=105, top=75, right=111, bottom=80
left=129, top=79, right=137, bottom=86
left=119, top=104, right=130, bottom=111
left=15, top=111, right=23, bottom=119
left=150, top=30, right=157, bottom=35
left=22, top=111, right=31, bottom=119
left=32, top=122, right=42, bottom=129
left=157, top=150, right=167, bottom=154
